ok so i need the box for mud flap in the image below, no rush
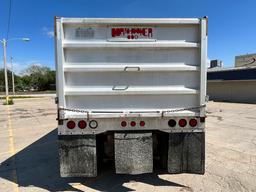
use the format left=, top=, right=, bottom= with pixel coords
left=59, top=135, right=97, bottom=177
left=114, top=132, right=153, bottom=174
left=168, top=132, right=205, bottom=174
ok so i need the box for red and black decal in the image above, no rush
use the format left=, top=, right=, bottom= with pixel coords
left=111, top=27, right=153, bottom=39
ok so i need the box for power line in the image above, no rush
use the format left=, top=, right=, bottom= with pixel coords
left=6, top=0, right=13, bottom=39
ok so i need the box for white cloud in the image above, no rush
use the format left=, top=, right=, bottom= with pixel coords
left=10, top=61, right=30, bottom=74
left=46, top=31, right=54, bottom=38
left=42, top=27, right=54, bottom=38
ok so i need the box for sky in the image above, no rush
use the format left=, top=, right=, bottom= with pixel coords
left=0, top=0, right=256, bottom=74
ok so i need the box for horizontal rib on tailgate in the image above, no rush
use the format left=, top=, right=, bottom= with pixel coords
left=64, top=86, right=198, bottom=95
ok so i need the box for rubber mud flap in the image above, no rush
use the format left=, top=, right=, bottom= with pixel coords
left=168, top=132, right=205, bottom=174
left=114, top=132, right=153, bottom=174
left=59, top=135, right=97, bottom=177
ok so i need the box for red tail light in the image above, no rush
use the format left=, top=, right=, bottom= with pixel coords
left=78, top=120, right=87, bottom=129
left=189, top=119, right=197, bottom=127
left=130, top=121, right=136, bottom=127
left=121, top=121, right=127, bottom=127
left=178, top=119, right=187, bottom=127
left=140, top=121, right=145, bottom=127
left=67, top=120, right=76, bottom=129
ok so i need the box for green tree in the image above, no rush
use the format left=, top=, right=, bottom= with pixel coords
left=23, top=64, right=55, bottom=91
left=0, top=68, right=21, bottom=92
left=18, top=75, right=31, bottom=91
left=0, top=65, right=56, bottom=92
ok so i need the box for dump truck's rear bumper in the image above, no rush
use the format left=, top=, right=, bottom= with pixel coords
left=59, top=131, right=205, bottom=177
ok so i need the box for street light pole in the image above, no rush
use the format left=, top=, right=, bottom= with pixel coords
left=1, top=37, right=30, bottom=104
left=11, top=56, right=15, bottom=95
left=2, top=39, right=9, bottom=103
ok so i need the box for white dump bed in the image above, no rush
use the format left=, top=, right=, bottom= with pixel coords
left=55, top=18, right=207, bottom=119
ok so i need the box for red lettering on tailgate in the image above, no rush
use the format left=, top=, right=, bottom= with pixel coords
left=111, top=27, right=153, bottom=39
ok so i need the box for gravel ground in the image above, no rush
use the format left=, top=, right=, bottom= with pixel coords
left=0, top=98, right=256, bottom=192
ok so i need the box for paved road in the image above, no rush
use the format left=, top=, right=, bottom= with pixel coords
left=0, top=98, right=256, bottom=191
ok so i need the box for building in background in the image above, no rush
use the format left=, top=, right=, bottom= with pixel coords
left=209, top=59, right=223, bottom=68
left=207, top=66, right=256, bottom=103
left=235, top=53, right=256, bottom=67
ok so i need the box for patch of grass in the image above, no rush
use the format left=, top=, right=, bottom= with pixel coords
left=0, top=96, right=37, bottom=99
left=3, top=98, right=14, bottom=105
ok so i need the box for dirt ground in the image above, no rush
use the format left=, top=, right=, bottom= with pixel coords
left=0, top=97, right=256, bottom=192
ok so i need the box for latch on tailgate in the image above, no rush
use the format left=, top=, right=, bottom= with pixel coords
left=124, top=66, right=140, bottom=71
left=112, top=85, right=129, bottom=90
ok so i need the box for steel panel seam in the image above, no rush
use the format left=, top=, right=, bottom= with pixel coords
left=199, top=18, right=207, bottom=117
left=56, top=18, right=66, bottom=119
left=61, top=18, right=200, bottom=25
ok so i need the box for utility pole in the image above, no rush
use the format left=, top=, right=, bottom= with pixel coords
left=1, top=38, right=30, bottom=104
left=2, top=39, right=9, bottom=103
left=11, top=56, right=15, bottom=95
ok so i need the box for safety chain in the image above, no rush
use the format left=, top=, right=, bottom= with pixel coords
left=164, top=104, right=206, bottom=113
left=58, top=104, right=206, bottom=119
left=161, top=104, right=206, bottom=117
left=59, top=107, right=89, bottom=114
left=58, top=107, right=90, bottom=119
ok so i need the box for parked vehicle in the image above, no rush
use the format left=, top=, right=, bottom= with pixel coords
left=55, top=17, right=208, bottom=177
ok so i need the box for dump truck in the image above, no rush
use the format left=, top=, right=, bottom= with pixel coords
left=55, top=17, right=207, bottom=177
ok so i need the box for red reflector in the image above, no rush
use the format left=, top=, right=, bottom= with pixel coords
left=67, top=120, right=75, bottom=129
left=121, top=121, right=127, bottom=127
left=140, top=121, right=145, bottom=127
left=78, top=120, right=87, bottom=129
left=178, top=119, right=187, bottom=127
left=130, top=121, right=136, bottom=127
left=189, top=119, right=197, bottom=127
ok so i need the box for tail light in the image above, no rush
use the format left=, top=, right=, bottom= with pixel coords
left=140, top=121, right=145, bottom=127
left=130, top=121, right=136, bottom=127
left=89, top=120, right=98, bottom=129
left=67, top=120, right=76, bottom=129
left=121, top=121, right=127, bottom=127
left=168, top=119, right=176, bottom=127
left=78, top=120, right=87, bottom=129
left=189, top=119, right=197, bottom=127
left=178, top=119, right=187, bottom=127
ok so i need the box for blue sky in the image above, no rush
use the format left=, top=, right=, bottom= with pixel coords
left=0, top=0, right=256, bottom=74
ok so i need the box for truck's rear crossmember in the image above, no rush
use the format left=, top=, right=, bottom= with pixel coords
left=59, top=131, right=205, bottom=177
